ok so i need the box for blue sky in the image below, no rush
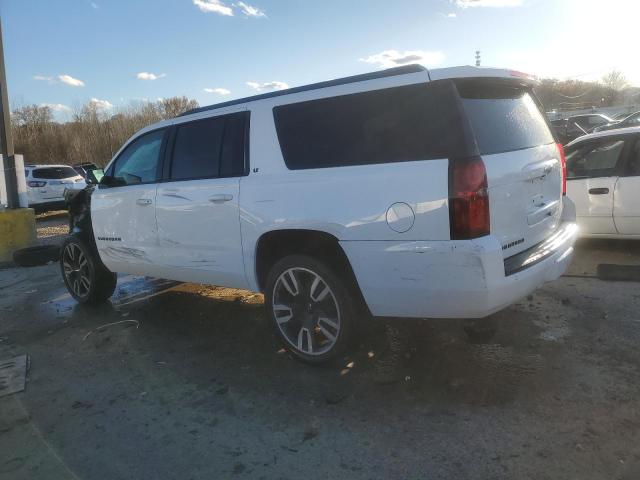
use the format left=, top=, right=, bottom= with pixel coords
left=2, top=0, right=638, bottom=119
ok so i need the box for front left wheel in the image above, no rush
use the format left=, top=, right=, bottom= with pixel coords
left=60, top=236, right=116, bottom=304
left=265, top=254, right=357, bottom=364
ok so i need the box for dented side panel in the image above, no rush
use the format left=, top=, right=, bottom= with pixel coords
left=340, top=224, right=576, bottom=319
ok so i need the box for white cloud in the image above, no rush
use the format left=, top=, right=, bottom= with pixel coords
left=454, top=0, right=522, bottom=7
left=91, top=2, right=99, bottom=9
left=89, top=98, right=113, bottom=109
left=40, top=103, right=71, bottom=112
left=246, top=81, right=289, bottom=92
left=204, top=87, right=231, bottom=95
left=235, top=1, right=266, bottom=17
left=359, top=50, right=445, bottom=69
left=193, top=0, right=233, bottom=16
left=58, top=74, right=85, bottom=87
left=136, top=72, right=166, bottom=81
left=34, top=75, right=53, bottom=82
left=447, top=12, right=457, bottom=17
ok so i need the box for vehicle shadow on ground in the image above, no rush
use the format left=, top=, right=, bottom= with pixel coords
left=60, top=283, right=563, bottom=412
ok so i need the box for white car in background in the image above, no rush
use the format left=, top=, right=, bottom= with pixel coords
left=25, top=164, right=86, bottom=211
left=565, top=127, right=640, bottom=237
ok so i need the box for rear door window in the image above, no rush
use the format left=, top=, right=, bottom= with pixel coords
left=32, top=166, right=78, bottom=179
left=169, top=111, right=248, bottom=181
left=457, top=82, right=554, bottom=155
left=273, top=82, right=466, bottom=170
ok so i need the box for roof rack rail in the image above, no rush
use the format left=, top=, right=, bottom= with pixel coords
left=180, top=64, right=426, bottom=117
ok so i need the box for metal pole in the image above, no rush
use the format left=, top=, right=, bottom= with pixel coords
left=0, top=18, right=19, bottom=209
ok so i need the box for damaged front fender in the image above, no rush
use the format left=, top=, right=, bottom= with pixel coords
left=64, top=187, right=97, bottom=246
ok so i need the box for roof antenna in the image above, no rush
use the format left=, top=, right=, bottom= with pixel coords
left=475, top=50, right=481, bottom=67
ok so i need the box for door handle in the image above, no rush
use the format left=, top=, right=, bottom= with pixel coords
left=136, top=198, right=153, bottom=206
left=208, top=194, right=233, bottom=203
left=588, top=188, right=609, bottom=195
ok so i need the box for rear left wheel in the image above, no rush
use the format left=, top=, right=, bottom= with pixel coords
left=265, top=254, right=356, bottom=365
left=60, top=236, right=116, bottom=304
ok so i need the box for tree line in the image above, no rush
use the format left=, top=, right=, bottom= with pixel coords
left=535, top=70, right=638, bottom=112
left=11, top=96, right=198, bottom=167
left=10, top=71, right=639, bottom=166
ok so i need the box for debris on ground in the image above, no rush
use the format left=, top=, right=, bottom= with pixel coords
left=82, top=319, right=140, bottom=341
left=0, top=355, right=29, bottom=398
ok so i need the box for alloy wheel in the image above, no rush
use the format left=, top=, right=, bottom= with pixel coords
left=62, top=243, right=91, bottom=298
left=272, top=267, right=341, bottom=356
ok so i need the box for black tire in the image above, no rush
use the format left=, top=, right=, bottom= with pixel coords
left=60, top=236, right=116, bottom=304
left=13, top=245, right=60, bottom=267
left=265, top=254, right=356, bottom=365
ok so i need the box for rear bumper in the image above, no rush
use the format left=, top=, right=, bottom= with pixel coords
left=341, top=208, right=578, bottom=319
left=28, top=185, right=84, bottom=209
left=28, top=200, right=67, bottom=211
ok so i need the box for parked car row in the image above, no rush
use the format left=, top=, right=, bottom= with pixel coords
left=593, top=111, right=640, bottom=132
left=551, top=114, right=614, bottom=144
left=551, top=111, right=640, bottom=144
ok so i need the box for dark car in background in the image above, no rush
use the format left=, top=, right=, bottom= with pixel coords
left=593, top=111, right=640, bottom=133
left=552, top=113, right=613, bottom=144
left=72, top=162, right=99, bottom=180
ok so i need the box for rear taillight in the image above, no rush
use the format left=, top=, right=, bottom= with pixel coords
left=556, top=143, right=567, bottom=195
left=449, top=156, right=490, bottom=240
left=27, top=181, right=47, bottom=188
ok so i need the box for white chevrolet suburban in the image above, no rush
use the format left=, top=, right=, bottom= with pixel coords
left=61, top=65, right=578, bottom=363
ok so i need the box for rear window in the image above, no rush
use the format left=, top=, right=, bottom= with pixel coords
left=32, top=167, right=78, bottom=179
left=457, top=83, right=554, bottom=155
left=273, top=82, right=467, bottom=170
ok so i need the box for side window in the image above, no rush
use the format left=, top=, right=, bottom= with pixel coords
left=566, top=139, right=625, bottom=179
left=589, top=116, right=607, bottom=126
left=572, top=118, right=588, bottom=128
left=273, top=82, right=466, bottom=170
left=170, top=112, right=247, bottom=181
left=220, top=112, right=248, bottom=177
left=112, top=129, right=165, bottom=185
left=626, top=139, right=640, bottom=176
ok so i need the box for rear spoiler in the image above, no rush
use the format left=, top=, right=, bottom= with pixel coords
left=428, top=66, right=539, bottom=87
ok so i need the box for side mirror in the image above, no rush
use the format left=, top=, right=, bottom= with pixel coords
left=99, top=174, right=124, bottom=188
left=87, top=168, right=104, bottom=185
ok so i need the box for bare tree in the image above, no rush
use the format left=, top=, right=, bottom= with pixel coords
left=159, top=96, right=199, bottom=119
left=602, top=70, right=627, bottom=91
left=10, top=96, right=199, bottom=167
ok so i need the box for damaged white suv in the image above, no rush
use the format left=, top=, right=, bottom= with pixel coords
left=61, top=65, right=577, bottom=363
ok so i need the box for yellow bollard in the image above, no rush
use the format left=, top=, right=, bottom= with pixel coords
left=0, top=208, right=36, bottom=263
